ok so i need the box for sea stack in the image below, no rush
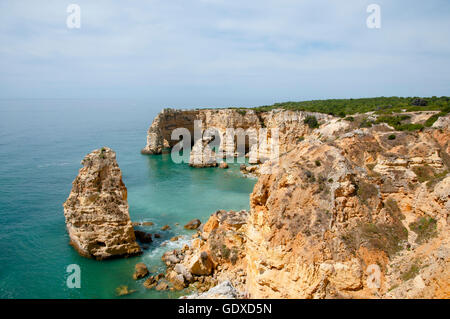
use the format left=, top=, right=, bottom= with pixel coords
left=63, top=147, right=141, bottom=260
left=189, top=136, right=218, bottom=168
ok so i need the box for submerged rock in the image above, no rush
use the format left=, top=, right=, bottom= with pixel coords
left=133, top=263, right=149, bottom=280
left=161, top=225, right=171, bottom=231
left=142, top=221, right=154, bottom=226
left=143, top=276, right=158, bottom=289
left=115, top=285, right=136, bottom=296
left=132, top=221, right=154, bottom=227
left=184, top=219, right=201, bottom=230
left=63, top=147, right=141, bottom=260
left=134, top=230, right=152, bottom=243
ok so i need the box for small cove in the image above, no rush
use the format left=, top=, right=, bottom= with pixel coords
left=0, top=99, right=256, bottom=298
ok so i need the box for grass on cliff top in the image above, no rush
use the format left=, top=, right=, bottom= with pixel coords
left=229, top=96, right=450, bottom=117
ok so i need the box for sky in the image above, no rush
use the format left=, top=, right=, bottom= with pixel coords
left=0, top=0, right=449, bottom=107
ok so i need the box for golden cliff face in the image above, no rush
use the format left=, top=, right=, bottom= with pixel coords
left=246, top=123, right=449, bottom=298
left=63, top=147, right=141, bottom=260
left=143, top=108, right=449, bottom=298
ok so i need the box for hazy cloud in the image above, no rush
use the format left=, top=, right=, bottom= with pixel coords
left=0, top=0, right=449, bottom=106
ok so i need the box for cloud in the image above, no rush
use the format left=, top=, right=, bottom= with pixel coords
left=0, top=0, right=449, bottom=105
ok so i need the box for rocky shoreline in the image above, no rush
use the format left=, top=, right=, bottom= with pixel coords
left=64, top=107, right=450, bottom=298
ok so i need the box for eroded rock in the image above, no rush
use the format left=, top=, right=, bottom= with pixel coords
left=63, top=147, right=141, bottom=260
left=134, top=230, right=152, bottom=243
left=133, top=262, right=149, bottom=280
left=184, top=219, right=201, bottom=230
left=189, top=251, right=215, bottom=276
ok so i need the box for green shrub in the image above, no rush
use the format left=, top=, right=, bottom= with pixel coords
left=385, top=198, right=405, bottom=220
left=401, top=262, right=421, bottom=281
left=304, top=116, right=319, bottom=129
left=341, top=221, right=408, bottom=257
left=425, top=114, right=440, bottom=127
left=220, top=245, right=231, bottom=259
left=412, top=165, right=435, bottom=183
left=357, top=181, right=378, bottom=204
left=230, top=248, right=239, bottom=265
left=424, top=110, right=449, bottom=127
left=304, top=170, right=316, bottom=183
left=388, top=134, right=396, bottom=140
left=375, top=115, right=424, bottom=132
left=397, top=123, right=424, bottom=131
left=409, top=217, right=437, bottom=244
left=376, top=115, right=408, bottom=127
left=426, top=170, right=449, bottom=190
left=344, top=116, right=355, bottom=122
left=99, top=147, right=106, bottom=159
left=359, top=118, right=374, bottom=128
left=411, top=98, right=428, bottom=106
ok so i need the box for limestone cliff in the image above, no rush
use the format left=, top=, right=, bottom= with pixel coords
left=141, top=108, right=334, bottom=166
left=63, top=147, right=141, bottom=260
left=142, top=108, right=449, bottom=298
left=245, top=124, right=449, bottom=298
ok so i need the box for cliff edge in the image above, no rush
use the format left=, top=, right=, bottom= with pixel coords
left=143, top=107, right=449, bottom=299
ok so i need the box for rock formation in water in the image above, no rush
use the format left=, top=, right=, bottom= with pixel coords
left=184, top=219, right=202, bottom=230
left=189, top=135, right=218, bottom=168
left=63, top=147, right=142, bottom=260
left=141, top=108, right=333, bottom=165
left=142, top=108, right=449, bottom=299
left=133, top=262, right=149, bottom=280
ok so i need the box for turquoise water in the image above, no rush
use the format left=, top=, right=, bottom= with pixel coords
left=0, top=99, right=256, bottom=299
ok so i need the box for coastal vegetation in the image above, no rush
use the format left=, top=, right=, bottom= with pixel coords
left=247, top=96, right=450, bottom=116
left=228, top=97, right=450, bottom=132
left=388, top=134, right=396, bottom=140
left=303, top=115, right=319, bottom=128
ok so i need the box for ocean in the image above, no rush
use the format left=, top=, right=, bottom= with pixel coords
left=0, top=99, right=256, bottom=299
